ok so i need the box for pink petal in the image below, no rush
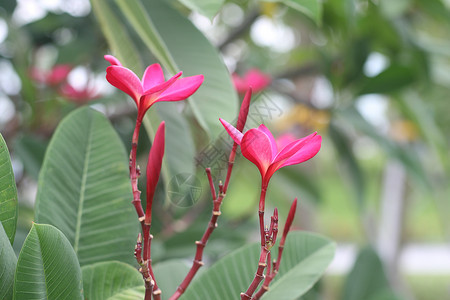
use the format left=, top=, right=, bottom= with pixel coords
left=145, top=121, right=165, bottom=224
left=241, top=128, right=273, bottom=178
left=245, top=69, right=271, bottom=92
left=272, top=132, right=318, bottom=164
left=232, top=73, right=248, bottom=94
left=280, top=134, right=322, bottom=167
left=257, top=124, right=277, bottom=161
left=142, top=64, right=165, bottom=91
left=236, top=88, right=252, bottom=132
left=264, top=133, right=320, bottom=183
left=156, top=75, right=204, bottom=102
left=219, top=118, right=243, bottom=144
left=106, top=66, right=143, bottom=104
left=276, top=133, right=297, bottom=150
left=143, top=71, right=182, bottom=95
left=47, top=64, right=72, bottom=85
left=104, top=55, right=122, bottom=66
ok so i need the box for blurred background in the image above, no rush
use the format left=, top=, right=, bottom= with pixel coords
left=0, top=0, right=449, bottom=299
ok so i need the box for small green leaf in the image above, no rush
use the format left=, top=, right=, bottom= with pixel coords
left=178, top=0, right=225, bottom=20
left=13, top=223, right=83, bottom=299
left=0, top=221, right=17, bottom=300
left=181, top=231, right=335, bottom=300
left=35, top=107, right=138, bottom=266
left=81, top=261, right=143, bottom=300
left=0, top=133, right=18, bottom=245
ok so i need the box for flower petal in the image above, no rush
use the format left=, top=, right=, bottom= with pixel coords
left=241, top=128, right=273, bottom=178
left=257, top=124, right=277, bottom=161
left=219, top=118, right=243, bottom=144
left=145, top=121, right=165, bottom=224
left=142, top=64, right=165, bottom=91
left=280, top=134, right=322, bottom=167
left=104, top=55, right=122, bottom=66
left=143, top=71, right=182, bottom=95
left=272, top=132, right=318, bottom=164
left=106, top=66, right=143, bottom=104
left=155, top=75, right=204, bottom=102
left=236, top=88, right=252, bottom=132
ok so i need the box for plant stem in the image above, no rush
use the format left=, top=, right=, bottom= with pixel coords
left=130, top=117, right=160, bottom=299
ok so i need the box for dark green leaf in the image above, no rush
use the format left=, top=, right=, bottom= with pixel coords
left=14, top=223, right=83, bottom=299
left=269, top=0, right=322, bottom=25
left=0, top=221, right=16, bottom=300
left=35, top=107, right=138, bottom=266
left=13, top=134, right=47, bottom=180
left=0, top=133, right=18, bottom=245
left=359, top=64, right=417, bottom=95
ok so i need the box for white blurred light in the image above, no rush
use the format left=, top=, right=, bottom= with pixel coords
left=355, top=94, right=389, bottom=133
left=0, top=94, right=16, bottom=125
left=12, top=0, right=47, bottom=25
left=0, top=60, right=22, bottom=95
left=60, top=0, right=91, bottom=17
left=67, top=66, right=89, bottom=90
left=311, top=76, right=334, bottom=108
left=363, top=52, right=389, bottom=77
left=0, top=19, right=8, bottom=44
left=221, top=3, right=244, bottom=27
left=250, top=16, right=296, bottom=53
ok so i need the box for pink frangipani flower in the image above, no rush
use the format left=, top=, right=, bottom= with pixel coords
left=29, top=64, right=72, bottom=86
left=232, top=69, right=271, bottom=94
left=104, top=55, right=204, bottom=122
left=219, top=118, right=322, bottom=188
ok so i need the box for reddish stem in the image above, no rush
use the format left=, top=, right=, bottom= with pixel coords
left=130, top=117, right=160, bottom=298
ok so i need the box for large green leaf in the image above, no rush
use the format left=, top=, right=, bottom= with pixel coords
left=178, top=0, right=224, bottom=20
left=91, top=0, right=142, bottom=74
left=13, top=223, right=83, bottom=299
left=358, top=64, right=417, bottom=95
left=34, top=107, right=138, bottom=266
left=0, top=221, right=16, bottom=300
left=0, top=133, right=18, bottom=245
left=265, top=0, right=322, bottom=25
left=180, top=231, right=335, bottom=300
left=82, top=261, right=142, bottom=300
left=117, top=0, right=239, bottom=139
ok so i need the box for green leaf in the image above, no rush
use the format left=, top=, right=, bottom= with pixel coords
left=341, top=246, right=390, bottom=300
left=358, top=64, right=417, bottom=95
left=181, top=231, right=335, bottom=300
left=0, top=133, right=18, bottom=245
left=82, top=261, right=143, bottom=300
left=262, top=233, right=336, bottom=299
left=153, top=259, right=191, bottom=298
left=91, top=0, right=143, bottom=74
left=265, top=0, right=322, bottom=25
left=13, top=223, right=83, bottom=299
left=144, top=103, right=197, bottom=206
left=35, top=107, right=138, bottom=266
left=178, top=0, right=224, bottom=20
left=0, top=221, right=17, bottom=300
left=117, top=0, right=239, bottom=139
